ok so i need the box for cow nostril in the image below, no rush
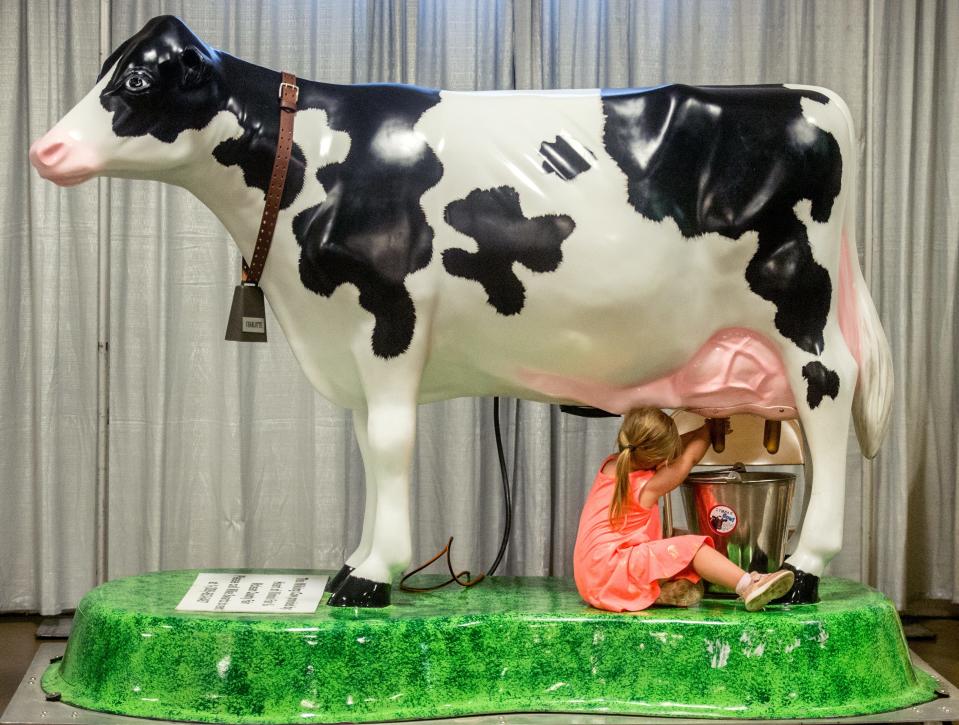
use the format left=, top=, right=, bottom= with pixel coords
left=37, top=141, right=66, bottom=165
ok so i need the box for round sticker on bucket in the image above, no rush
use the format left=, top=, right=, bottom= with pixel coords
left=708, top=504, right=738, bottom=535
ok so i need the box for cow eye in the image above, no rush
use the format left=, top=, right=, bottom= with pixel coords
left=123, top=72, right=152, bottom=93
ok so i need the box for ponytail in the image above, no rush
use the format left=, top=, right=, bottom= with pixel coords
left=609, top=446, right=633, bottom=526
left=606, top=407, right=682, bottom=527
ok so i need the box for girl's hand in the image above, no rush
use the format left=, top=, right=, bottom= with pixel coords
left=707, top=418, right=733, bottom=434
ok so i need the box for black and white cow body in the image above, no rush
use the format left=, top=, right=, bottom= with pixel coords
left=31, top=16, right=893, bottom=607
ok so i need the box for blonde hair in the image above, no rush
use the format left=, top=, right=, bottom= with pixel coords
left=609, top=407, right=683, bottom=526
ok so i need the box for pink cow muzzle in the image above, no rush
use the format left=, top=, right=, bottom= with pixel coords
left=29, top=129, right=102, bottom=187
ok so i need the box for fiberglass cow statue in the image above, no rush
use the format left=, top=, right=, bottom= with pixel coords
left=31, top=16, right=892, bottom=607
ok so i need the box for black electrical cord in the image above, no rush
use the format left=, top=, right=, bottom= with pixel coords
left=486, top=396, right=512, bottom=576
left=401, top=401, right=621, bottom=591
left=399, top=396, right=513, bottom=592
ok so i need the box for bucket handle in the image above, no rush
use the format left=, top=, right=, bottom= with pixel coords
left=711, top=462, right=748, bottom=475
left=702, top=462, right=747, bottom=481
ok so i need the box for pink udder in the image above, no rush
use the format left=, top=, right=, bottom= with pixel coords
left=522, top=328, right=798, bottom=419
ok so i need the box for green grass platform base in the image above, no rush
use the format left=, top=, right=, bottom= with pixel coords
left=42, top=570, right=937, bottom=723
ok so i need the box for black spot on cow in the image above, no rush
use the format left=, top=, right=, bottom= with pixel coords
left=442, top=186, right=575, bottom=316
left=747, top=215, right=831, bottom=356
left=601, top=84, right=842, bottom=355
left=802, top=361, right=840, bottom=409
left=292, top=83, right=443, bottom=358
left=540, top=136, right=594, bottom=180
left=213, top=138, right=305, bottom=210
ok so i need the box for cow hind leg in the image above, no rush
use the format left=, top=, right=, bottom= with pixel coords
left=777, top=329, right=858, bottom=603
left=327, top=398, right=416, bottom=608
left=324, top=407, right=378, bottom=594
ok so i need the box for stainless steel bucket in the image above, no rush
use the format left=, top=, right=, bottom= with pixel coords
left=680, top=467, right=795, bottom=591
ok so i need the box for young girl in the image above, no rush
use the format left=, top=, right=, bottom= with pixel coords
left=573, top=407, right=795, bottom=612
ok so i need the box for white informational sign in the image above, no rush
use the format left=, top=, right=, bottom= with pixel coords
left=175, top=572, right=328, bottom=614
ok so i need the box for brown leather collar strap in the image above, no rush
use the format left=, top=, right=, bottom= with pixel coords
left=241, top=71, right=299, bottom=285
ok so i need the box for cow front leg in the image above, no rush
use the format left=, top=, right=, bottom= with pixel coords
left=778, top=339, right=858, bottom=604
left=327, top=399, right=416, bottom=607
left=324, top=406, right=377, bottom=594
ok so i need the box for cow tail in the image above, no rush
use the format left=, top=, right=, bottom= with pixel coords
left=848, top=238, right=893, bottom=459
left=831, top=91, right=894, bottom=459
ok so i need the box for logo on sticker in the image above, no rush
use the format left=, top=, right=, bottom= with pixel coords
left=708, top=504, right=738, bottom=535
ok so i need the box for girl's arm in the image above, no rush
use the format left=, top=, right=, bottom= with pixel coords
left=639, top=423, right=712, bottom=509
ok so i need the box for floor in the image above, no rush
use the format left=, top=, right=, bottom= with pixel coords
left=1, top=616, right=45, bottom=717
left=903, top=615, right=959, bottom=693
left=1, top=614, right=957, bottom=720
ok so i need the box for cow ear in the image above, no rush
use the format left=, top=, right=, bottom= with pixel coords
left=180, top=46, right=211, bottom=89
left=98, top=38, right=132, bottom=83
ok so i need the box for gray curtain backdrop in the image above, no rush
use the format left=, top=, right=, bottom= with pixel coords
left=1, top=0, right=956, bottom=615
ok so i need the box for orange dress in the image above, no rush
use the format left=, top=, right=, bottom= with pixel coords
left=573, top=455, right=714, bottom=612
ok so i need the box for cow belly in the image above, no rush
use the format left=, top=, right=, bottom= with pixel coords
left=520, top=328, right=798, bottom=419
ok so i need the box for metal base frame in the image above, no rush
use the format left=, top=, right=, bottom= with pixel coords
left=2, top=643, right=956, bottom=725
left=35, top=618, right=73, bottom=640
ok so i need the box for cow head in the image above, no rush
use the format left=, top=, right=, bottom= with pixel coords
left=30, top=16, right=229, bottom=186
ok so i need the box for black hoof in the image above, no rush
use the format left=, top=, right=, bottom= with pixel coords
left=326, top=575, right=391, bottom=608
left=324, top=564, right=354, bottom=594
left=748, top=550, right=770, bottom=573
left=772, top=563, right=820, bottom=604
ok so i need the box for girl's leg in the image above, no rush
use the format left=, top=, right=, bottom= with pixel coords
left=691, top=545, right=746, bottom=589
